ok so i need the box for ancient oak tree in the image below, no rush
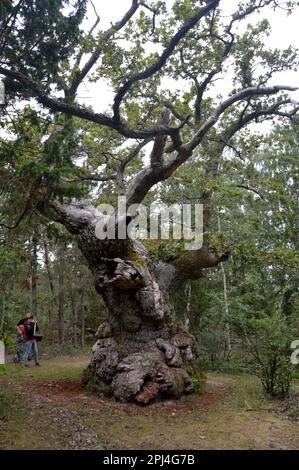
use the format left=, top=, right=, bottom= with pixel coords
left=1, top=0, right=298, bottom=403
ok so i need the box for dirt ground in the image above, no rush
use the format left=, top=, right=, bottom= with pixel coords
left=0, top=354, right=298, bottom=450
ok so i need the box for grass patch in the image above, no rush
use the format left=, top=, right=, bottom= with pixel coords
left=0, top=387, right=28, bottom=450
left=40, top=344, right=92, bottom=358
left=0, top=389, right=16, bottom=422
left=4, top=354, right=90, bottom=383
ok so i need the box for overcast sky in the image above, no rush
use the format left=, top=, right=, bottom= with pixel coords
left=77, top=0, right=299, bottom=112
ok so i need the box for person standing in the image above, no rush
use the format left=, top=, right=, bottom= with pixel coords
left=24, top=318, right=40, bottom=367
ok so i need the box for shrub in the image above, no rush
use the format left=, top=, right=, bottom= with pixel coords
left=242, top=313, right=296, bottom=398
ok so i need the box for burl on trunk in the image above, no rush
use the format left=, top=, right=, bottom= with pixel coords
left=82, top=238, right=202, bottom=404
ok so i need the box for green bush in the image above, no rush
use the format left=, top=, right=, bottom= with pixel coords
left=190, top=373, right=205, bottom=393
left=241, top=313, right=296, bottom=398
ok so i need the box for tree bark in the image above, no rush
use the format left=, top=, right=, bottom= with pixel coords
left=42, top=230, right=57, bottom=326
left=46, top=201, right=202, bottom=403
left=58, top=243, right=65, bottom=345
left=35, top=198, right=212, bottom=403
left=80, top=291, right=85, bottom=348
left=42, top=231, right=55, bottom=297
left=218, top=216, right=231, bottom=357
left=220, top=259, right=231, bottom=357
left=70, top=288, right=78, bottom=348
left=31, top=231, right=38, bottom=319
left=82, top=239, right=201, bottom=403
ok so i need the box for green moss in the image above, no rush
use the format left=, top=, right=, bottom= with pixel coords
left=145, top=239, right=185, bottom=263
left=127, top=242, right=146, bottom=269
left=186, top=362, right=206, bottom=394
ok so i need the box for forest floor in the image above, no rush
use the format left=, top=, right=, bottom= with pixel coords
left=0, top=353, right=298, bottom=450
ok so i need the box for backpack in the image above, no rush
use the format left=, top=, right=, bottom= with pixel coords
left=18, top=324, right=27, bottom=341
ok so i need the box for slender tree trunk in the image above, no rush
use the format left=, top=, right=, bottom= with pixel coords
left=58, top=244, right=65, bottom=345
left=70, top=288, right=78, bottom=348
left=31, top=231, right=38, bottom=319
left=43, top=231, right=55, bottom=297
left=80, top=291, right=85, bottom=348
left=218, top=216, right=231, bottom=357
left=0, top=298, right=5, bottom=336
left=220, top=261, right=231, bottom=356
left=42, top=230, right=56, bottom=327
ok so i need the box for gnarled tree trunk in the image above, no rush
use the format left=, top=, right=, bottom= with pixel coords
left=82, top=239, right=200, bottom=404
left=46, top=200, right=202, bottom=404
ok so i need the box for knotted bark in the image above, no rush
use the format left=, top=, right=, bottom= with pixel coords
left=42, top=200, right=209, bottom=404
left=82, top=239, right=201, bottom=404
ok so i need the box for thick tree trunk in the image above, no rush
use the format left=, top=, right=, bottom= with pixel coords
left=44, top=200, right=206, bottom=404
left=82, top=239, right=201, bottom=404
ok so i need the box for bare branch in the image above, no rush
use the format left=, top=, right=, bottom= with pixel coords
left=67, top=0, right=140, bottom=97
left=139, top=1, right=158, bottom=35
left=112, top=0, right=221, bottom=122
left=236, top=184, right=265, bottom=199
left=117, top=139, right=151, bottom=193
left=64, top=173, right=117, bottom=183
left=186, top=85, right=298, bottom=152
left=125, top=94, right=299, bottom=208
left=119, top=139, right=151, bottom=173
left=192, top=0, right=292, bottom=122
left=224, top=142, right=245, bottom=161
left=219, top=100, right=299, bottom=151
left=69, top=0, right=100, bottom=84
left=0, top=66, right=175, bottom=140
left=89, top=0, right=100, bottom=27
left=194, top=70, right=219, bottom=123
left=0, top=196, right=30, bottom=230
